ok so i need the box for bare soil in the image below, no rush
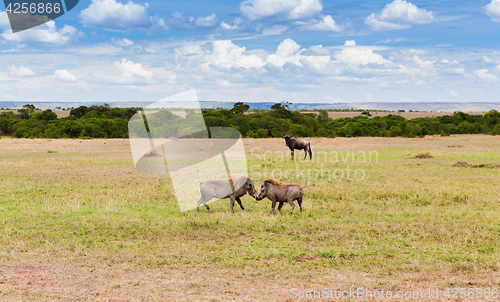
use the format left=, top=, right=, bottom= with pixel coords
left=1, top=261, right=499, bottom=301
left=453, top=162, right=471, bottom=167
left=412, top=153, right=434, bottom=159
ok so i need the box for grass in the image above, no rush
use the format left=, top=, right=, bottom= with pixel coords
left=0, top=135, right=499, bottom=300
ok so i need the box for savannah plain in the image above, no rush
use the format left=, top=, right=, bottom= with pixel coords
left=0, top=135, right=499, bottom=301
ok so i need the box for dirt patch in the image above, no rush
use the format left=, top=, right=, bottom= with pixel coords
left=143, top=150, right=162, bottom=157
left=471, top=163, right=499, bottom=169
left=447, top=145, right=465, bottom=148
left=453, top=162, right=471, bottom=167
left=295, top=255, right=322, bottom=262
left=412, top=153, right=433, bottom=159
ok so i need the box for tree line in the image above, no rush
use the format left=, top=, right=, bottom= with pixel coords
left=0, top=104, right=137, bottom=139
left=0, top=102, right=499, bottom=139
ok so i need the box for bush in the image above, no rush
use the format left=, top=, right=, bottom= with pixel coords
left=256, top=129, right=268, bottom=138
left=490, top=124, right=500, bottom=135
left=246, top=130, right=257, bottom=138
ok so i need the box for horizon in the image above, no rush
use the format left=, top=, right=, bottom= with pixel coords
left=2, top=100, right=500, bottom=113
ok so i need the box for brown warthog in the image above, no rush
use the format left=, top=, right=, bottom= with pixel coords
left=196, top=176, right=257, bottom=213
left=283, top=135, right=312, bottom=160
left=256, top=178, right=315, bottom=214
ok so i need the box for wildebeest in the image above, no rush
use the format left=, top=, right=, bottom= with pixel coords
left=283, top=135, right=312, bottom=160
left=196, top=176, right=257, bottom=213
left=256, top=178, right=315, bottom=214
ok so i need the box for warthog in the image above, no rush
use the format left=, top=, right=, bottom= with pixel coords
left=283, top=135, right=312, bottom=160
left=256, top=178, right=315, bottom=214
left=196, top=176, right=257, bottom=213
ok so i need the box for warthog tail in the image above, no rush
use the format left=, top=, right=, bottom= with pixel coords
left=300, top=184, right=315, bottom=190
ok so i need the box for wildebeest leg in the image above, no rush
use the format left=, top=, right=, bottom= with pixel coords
left=308, top=145, right=312, bottom=160
left=290, top=149, right=294, bottom=160
left=277, top=201, right=284, bottom=215
left=236, top=197, right=244, bottom=210
left=304, top=149, right=307, bottom=160
left=297, top=198, right=303, bottom=213
left=230, top=196, right=236, bottom=213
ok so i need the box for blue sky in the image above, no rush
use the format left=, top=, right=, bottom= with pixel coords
left=1, top=0, right=500, bottom=104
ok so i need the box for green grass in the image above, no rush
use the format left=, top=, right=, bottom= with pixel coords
left=1, top=138, right=499, bottom=278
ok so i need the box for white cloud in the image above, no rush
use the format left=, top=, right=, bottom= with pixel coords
left=262, top=25, right=289, bottom=35
left=216, top=79, right=235, bottom=87
left=202, top=40, right=265, bottom=69
left=301, top=55, right=331, bottom=72
left=344, top=40, right=356, bottom=46
left=365, top=0, right=434, bottom=31
left=1, top=21, right=82, bottom=45
left=240, top=0, right=322, bottom=21
left=495, top=65, right=500, bottom=73
left=8, top=65, right=35, bottom=77
left=365, top=14, right=411, bottom=31
left=443, top=67, right=465, bottom=74
left=473, top=69, right=498, bottom=82
left=112, top=38, right=134, bottom=47
left=0, top=10, right=10, bottom=29
left=165, top=12, right=194, bottom=30
left=335, top=48, right=390, bottom=66
left=375, top=37, right=411, bottom=44
left=85, top=60, right=156, bottom=85
left=219, top=18, right=245, bottom=30
left=266, top=38, right=304, bottom=67
left=113, top=59, right=154, bottom=79
left=80, top=0, right=151, bottom=31
left=299, top=15, right=342, bottom=32
left=54, top=70, right=77, bottom=82
left=446, top=89, right=459, bottom=97
left=195, top=14, right=219, bottom=27
left=484, top=0, right=500, bottom=23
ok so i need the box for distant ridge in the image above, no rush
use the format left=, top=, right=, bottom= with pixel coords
left=1, top=101, right=499, bottom=112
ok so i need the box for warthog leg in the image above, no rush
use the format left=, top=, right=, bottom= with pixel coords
left=236, top=197, right=245, bottom=210
left=196, top=195, right=211, bottom=213
left=277, top=201, right=284, bottom=215
left=297, top=197, right=303, bottom=213
left=287, top=197, right=296, bottom=214
left=270, top=197, right=277, bottom=214
left=230, top=196, right=236, bottom=213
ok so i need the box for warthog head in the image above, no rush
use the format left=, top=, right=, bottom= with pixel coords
left=256, top=179, right=281, bottom=200
left=256, top=184, right=266, bottom=200
left=245, top=178, right=258, bottom=198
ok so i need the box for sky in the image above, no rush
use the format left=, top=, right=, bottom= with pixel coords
left=1, top=0, right=500, bottom=104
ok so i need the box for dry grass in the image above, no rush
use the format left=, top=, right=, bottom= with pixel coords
left=1, top=135, right=500, bottom=301
left=0, top=109, right=71, bottom=118
left=320, top=111, right=484, bottom=120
